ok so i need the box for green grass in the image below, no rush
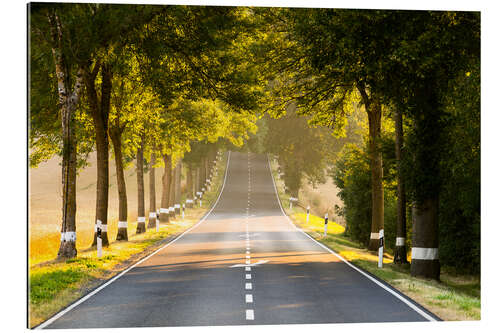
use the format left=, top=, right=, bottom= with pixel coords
left=269, top=156, right=480, bottom=321
left=30, top=268, right=88, bottom=305
left=28, top=151, right=229, bottom=328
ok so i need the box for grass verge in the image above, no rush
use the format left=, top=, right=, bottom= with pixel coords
left=28, top=152, right=228, bottom=328
left=269, top=156, right=480, bottom=321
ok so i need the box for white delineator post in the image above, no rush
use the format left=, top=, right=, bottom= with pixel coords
left=156, top=209, right=160, bottom=232
left=324, top=213, right=328, bottom=237
left=96, top=220, right=103, bottom=258
left=306, top=205, right=310, bottom=223
left=378, top=229, right=384, bottom=268
left=182, top=203, right=185, bottom=220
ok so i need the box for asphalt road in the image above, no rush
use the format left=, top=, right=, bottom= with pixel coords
left=41, top=151, right=436, bottom=329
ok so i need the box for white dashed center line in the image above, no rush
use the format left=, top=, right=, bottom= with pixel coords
left=246, top=309, right=254, bottom=320
left=245, top=153, right=255, bottom=321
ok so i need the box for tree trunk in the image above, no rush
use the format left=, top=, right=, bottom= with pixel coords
left=58, top=112, right=78, bottom=258
left=148, top=147, right=157, bottom=228
left=367, top=103, right=384, bottom=251
left=87, top=64, right=112, bottom=247
left=169, top=161, right=176, bottom=219
left=195, top=166, right=200, bottom=198
left=136, top=137, right=146, bottom=233
left=358, top=85, right=384, bottom=252
left=47, top=11, right=84, bottom=259
left=411, top=198, right=440, bottom=279
left=186, top=164, right=194, bottom=200
left=394, top=109, right=408, bottom=264
left=200, top=157, right=207, bottom=192
left=205, top=156, right=210, bottom=187
left=410, top=84, right=441, bottom=280
left=174, top=160, right=182, bottom=214
left=110, top=128, right=128, bottom=241
left=160, top=153, right=171, bottom=223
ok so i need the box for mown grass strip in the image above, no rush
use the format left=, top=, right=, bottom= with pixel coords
left=269, top=156, right=480, bottom=321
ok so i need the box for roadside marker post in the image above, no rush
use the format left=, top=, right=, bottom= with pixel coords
left=324, top=213, right=328, bottom=237
left=378, top=229, right=384, bottom=268
left=96, top=220, right=102, bottom=258
left=182, top=204, right=185, bottom=219
left=306, top=205, right=310, bottom=223
left=156, top=209, right=160, bottom=232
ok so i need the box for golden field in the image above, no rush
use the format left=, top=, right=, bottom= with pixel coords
left=29, top=153, right=166, bottom=265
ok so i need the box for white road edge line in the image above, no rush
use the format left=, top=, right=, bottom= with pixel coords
left=266, top=154, right=437, bottom=322
left=35, top=151, right=233, bottom=330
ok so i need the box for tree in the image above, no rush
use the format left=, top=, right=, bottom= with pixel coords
left=393, top=108, right=408, bottom=264
left=76, top=5, right=158, bottom=246
left=109, top=79, right=129, bottom=241
left=382, top=11, right=480, bottom=279
left=147, top=143, right=158, bottom=228
left=30, top=4, right=85, bottom=258
left=263, top=8, right=390, bottom=250
left=264, top=107, right=330, bottom=199
left=108, top=50, right=160, bottom=237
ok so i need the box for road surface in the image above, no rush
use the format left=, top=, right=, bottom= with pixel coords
left=40, top=151, right=436, bottom=329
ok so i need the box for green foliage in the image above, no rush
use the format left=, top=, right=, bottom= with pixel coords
left=332, top=134, right=399, bottom=249
left=136, top=6, right=265, bottom=112
left=332, top=144, right=371, bottom=245
left=264, top=107, right=332, bottom=197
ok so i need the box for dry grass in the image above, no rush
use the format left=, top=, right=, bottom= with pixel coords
left=299, top=176, right=345, bottom=225
left=29, top=153, right=167, bottom=265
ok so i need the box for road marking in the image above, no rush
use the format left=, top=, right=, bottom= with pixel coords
left=246, top=294, right=253, bottom=303
left=238, top=233, right=259, bottom=238
left=245, top=283, right=252, bottom=290
left=246, top=255, right=250, bottom=259
left=230, top=260, right=269, bottom=268
left=246, top=309, right=254, bottom=320
left=239, top=234, right=256, bottom=238
left=246, top=267, right=251, bottom=271
left=246, top=274, right=251, bottom=279
left=266, top=154, right=438, bottom=322
left=246, top=251, right=250, bottom=254
left=36, top=152, right=233, bottom=330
